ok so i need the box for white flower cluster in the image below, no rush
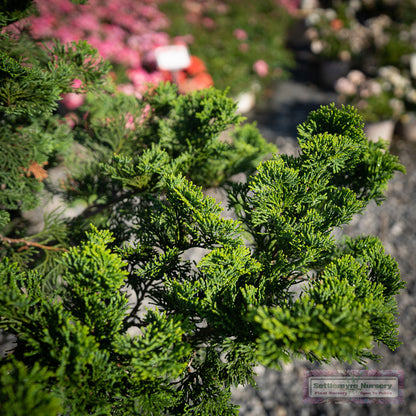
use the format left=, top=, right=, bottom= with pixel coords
left=304, top=7, right=371, bottom=60
left=378, top=66, right=416, bottom=104
left=335, top=66, right=416, bottom=120
left=335, top=70, right=381, bottom=98
left=365, top=15, right=392, bottom=49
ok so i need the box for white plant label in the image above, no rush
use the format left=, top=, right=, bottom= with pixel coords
left=155, top=45, right=191, bottom=71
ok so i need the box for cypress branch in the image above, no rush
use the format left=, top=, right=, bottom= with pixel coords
left=0, top=4, right=407, bottom=412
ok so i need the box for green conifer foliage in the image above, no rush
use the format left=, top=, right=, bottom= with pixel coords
left=0, top=104, right=407, bottom=414
left=0, top=2, right=407, bottom=415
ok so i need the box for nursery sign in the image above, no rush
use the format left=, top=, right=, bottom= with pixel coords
left=303, top=370, right=403, bottom=404
left=155, top=45, right=191, bottom=71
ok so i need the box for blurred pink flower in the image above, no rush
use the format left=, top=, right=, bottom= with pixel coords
left=30, top=15, right=56, bottom=38
left=61, top=92, right=85, bottom=110
left=127, top=68, right=164, bottom=91
left=96, top=39, right=124, bottom=60
left=118, top=47, right=141, bottom=67
left=125, top=113, right=135, bottom=130
left=173, top=34, right=194, bottom=45
left=71, top=78, right=83, bottom=89
left=126, top=35, right=143, bottom=50
left=233, top=28, right=248, bottom=41
left=102, top=24, right=126, bottom=41
left=216, top=4, right=228, bottom=14
left=64, top=112, right=79, bottom=129
left=55, top=0, right=75, bottom=14
left=253, top=60, right=269, bottom=77
left=54, top=26, right=82, bottom=43
left=277, top=0, right=300, bottom=15
left=117, top=83, right=139, bottom=97
left=202, top=17, right=216, bottom=29
left=85, top=35, right=102, bottom=50
left=127, top=68, right=147, bottom=86
left=113, top=13, right=136, bottom=31
left=71, top=13, right=100, bottom=32
left=27, top=0, right=175, bottom=98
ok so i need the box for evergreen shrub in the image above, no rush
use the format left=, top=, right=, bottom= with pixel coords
left=0, top=1, right=406, bottom=415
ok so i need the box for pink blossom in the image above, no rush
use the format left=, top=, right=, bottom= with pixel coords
left=124, top=105, right=151, bottom=129
left=140, top=5, right=161, bottom=19
left=127, top=35, right=143, bottom=50
left=253, top=60, right=269, bottom=77
left=64, top=112, right=79, bottom=129
left=117, top=47, right=141, bottom=67
left=113, top=13, right=136, bottom=31
left=202, top=17, right=216, bottom=29
left=55, top=0, right=76, bottom=14
left=216, top=4, right=228, bottom=14
left=277, top=0, right=300, bottom=15
left=71, top=79, right=83, bottom=89
left=129, top=20, right=147, bottom=35
left=26, top=0, right=176, bottom=98
left=173, top=34, right=194, bottom=45
left=127, top=68, right=163, bottom=89
left=146, top=14, right=170, bottom=31
left=61, top=92, right=85, bottom=110
left=2, top=19, right=30, bottom=36
left=35, top=0, right=75, bottom=15
left=96, top=39, right=124, bottom=60
left=85, top=35, right=102, bottom=50
left=102, top=24, right=126, bottom=41
left=117, top=83, right=138, bottom=97
left=71, top=14, right=100, bottom=32
left=54, top=26, right=83, bottom=43
left=125, top=113, right=135, bottom=130
left=30, top=15, right=57, bottom=38
left=138, top=32, right=170, bottom=52
left=233, top=28, right=248, bottom=41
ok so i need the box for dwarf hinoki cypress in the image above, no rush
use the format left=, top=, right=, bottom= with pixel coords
left=0, top=103, right=405, bottom=415
left=0, top=2, right=406, bottom=415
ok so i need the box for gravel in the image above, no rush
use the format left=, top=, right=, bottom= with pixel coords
left=231, top=78, right=416, bottom=415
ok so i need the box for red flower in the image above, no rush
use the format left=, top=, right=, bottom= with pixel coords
left=185, top=56, right=207, bottom=76
left=178, top=72, right=214, bottom=93
left=330, top=19, right=344, bottom=31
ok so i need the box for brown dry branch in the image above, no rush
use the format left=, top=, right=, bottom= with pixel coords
left=0, top=234, right=68, bottom=252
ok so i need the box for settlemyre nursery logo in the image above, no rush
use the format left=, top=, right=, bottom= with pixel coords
left=303, top=370, right=403, bottom=404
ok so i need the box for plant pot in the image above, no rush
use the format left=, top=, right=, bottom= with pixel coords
left=364, top=119, right=395, bottom=144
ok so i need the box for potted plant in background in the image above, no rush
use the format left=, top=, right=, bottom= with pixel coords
left=307, top=0, right=416, bottom=143
left=159, top=0, right=296, bottom=110
left=303, top=3, right=371, bottom=89
left=335, top=68, right=410, bottom=143
left=301, top=0, right=416, bottom=89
